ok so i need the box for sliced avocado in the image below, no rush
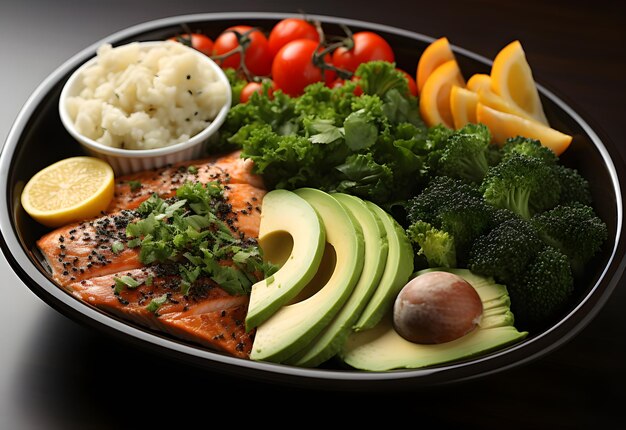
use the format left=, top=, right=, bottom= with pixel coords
left=340, top=268, right=528, bottom=371
left=285, top=193, right=389, bottom=367
left=353, top=201, right=414, bottom=331
left=245, top=189, right=326, bottom=331
left=250, top=188, right=365, bottom=363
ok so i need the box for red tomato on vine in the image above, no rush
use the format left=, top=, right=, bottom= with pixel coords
left=272, top=39, right=336, bottom=97
left=268, top=18, right=320, bottom=57
left=332, top=31, right=395, bottom=72
left=213, top=25, right=273, bottom=77
left=168, top=33, right=214, bottom=56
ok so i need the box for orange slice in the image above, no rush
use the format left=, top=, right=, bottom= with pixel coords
left=416, top=37, right=455, bottom=94
left=491, top=40, right=549, bottom=125
left=419, top=60, right=465, bottom=128
left=476, top=103, right=572, bottom=155
left=450, top=85, right=478, bottom=129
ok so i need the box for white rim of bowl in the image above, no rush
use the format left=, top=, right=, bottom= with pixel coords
left=58, top=40, right=232, bottom=159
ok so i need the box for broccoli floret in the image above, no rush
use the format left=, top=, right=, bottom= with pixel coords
left=531, top=203, right=608, bottom=276
left=429, top=123, right=495, bottom=184
left=468, top=216, right=545, bottom=285
left=502, top=136, right=558, bottom=164
left=507, top=245, right=574, bottom=330
left=406, top=221, right=456, bottom=267
left=489, top=207, right=521, bottom=229
left=406, top=176, right=494, bottom=265
left=480, top=153, right=561, bottom=219
left=553, top=164, right=593, bottom=206
left=487, top=142, right=504, bottom=167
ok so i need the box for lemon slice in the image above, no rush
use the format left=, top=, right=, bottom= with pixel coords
left=476, top=103, right=572, bottom=155
left=450, top=85, right=478, bottom=129
left=416, top=37, right=456, bottom=94
left=490, top=40, right=549, bottom=125
left=21, top=156, right=115, bottom=227
left=419, top=59, right=466, bottom=128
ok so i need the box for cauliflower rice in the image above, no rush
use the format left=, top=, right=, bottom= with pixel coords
left=66, top=41, right=228, bottom=150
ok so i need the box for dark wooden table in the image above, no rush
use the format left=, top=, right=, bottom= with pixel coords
left=1, top=1, right=624, bottom=427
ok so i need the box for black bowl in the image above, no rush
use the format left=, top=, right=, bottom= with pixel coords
left=1, top=12, right=624, bottom=390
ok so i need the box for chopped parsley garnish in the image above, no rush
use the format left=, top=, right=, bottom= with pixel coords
left=187, top=165, right=199, bottom=174
left=128, top=180, right=142, bottom=192
left=125, top=181, right=276, bottom=296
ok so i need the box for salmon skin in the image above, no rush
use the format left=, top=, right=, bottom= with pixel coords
left=35, top=150, right=265, bottom=358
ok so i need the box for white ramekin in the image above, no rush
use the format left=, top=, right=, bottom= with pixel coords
left=58, top=40, right=232, bottom=176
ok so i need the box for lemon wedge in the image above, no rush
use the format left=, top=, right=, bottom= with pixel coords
left=450, top=85, right=478, bottom=129
left=466, top=74, right=492, bottom=92
left=475, top=88, right=537, bottom=121
left=21, top=156, right=115, bottom=227
left=416, top=37, right=456, bottom=94
left=466, top=73, right=534, bottom=120
left=476, top=103, right=572, bottom=155
left=490, top=40, right=549, bottom=125
left=419, top=59, right=465, bottom=128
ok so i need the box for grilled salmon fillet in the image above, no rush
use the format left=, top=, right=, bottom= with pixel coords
left=107, top=150, right=264, bottom=212
left=37, top=155, right=265, bottom=287
left=36, top=150, right=265, bottom=358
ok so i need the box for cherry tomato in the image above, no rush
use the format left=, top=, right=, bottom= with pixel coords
left=240, top=81, right=275, bottom=103
left=398, top=68, right=418, bottom=97
left=272, top=39, right=336, bottom=97
left=332, top=31, right=395, bottom=72
left=213, top=25, right=273, bottom=77
left=168, top=33, right=214, bottom=56
left=268, top=18, right=320, bottom=57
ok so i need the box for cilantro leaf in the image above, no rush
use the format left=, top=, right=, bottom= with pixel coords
left=124, top=181, right=270, bottom=296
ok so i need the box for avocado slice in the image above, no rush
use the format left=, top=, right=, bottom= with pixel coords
left=250, top=188, right=365, bottom=363
left=340, top=268, right=529, bottom=371
left=245, top=189, right=326, bottom=331
left=285, top=193, right=389, bottom=367
left=353, top=201, right=414, bottom=331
